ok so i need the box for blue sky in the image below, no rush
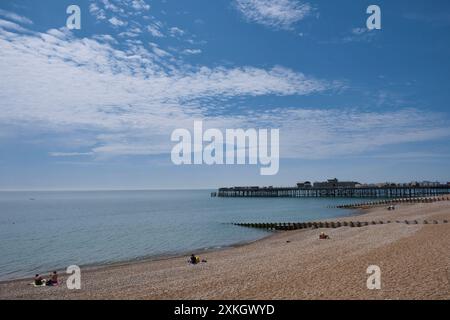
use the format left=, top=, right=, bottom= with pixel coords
left=0, top=0, right=449, bottom=190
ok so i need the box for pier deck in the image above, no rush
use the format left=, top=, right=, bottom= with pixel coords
left=216, top=186, right=450, bottom=198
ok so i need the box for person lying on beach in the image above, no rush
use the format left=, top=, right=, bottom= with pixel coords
left=46, top=271, right=58, bottom=286
left=319, top=232, right=330, bottom=240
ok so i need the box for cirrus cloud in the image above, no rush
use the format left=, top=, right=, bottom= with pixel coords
left=234, top=0, right=313, bottom=30
left=0, top=17, right=339, bottom=158
left=0, top=8, right=448, bottom=162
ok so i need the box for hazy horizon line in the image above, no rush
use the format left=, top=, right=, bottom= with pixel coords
left=0, top=187, right=217, bottom=192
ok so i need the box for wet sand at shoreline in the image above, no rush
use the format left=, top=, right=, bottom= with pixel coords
left=0, top=201, right=449, bottom=300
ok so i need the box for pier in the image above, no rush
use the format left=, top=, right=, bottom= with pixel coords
left=216, top=179, right=450, bottom=198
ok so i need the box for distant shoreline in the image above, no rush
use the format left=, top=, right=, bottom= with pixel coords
left=0, top=188, right=216, bottom=192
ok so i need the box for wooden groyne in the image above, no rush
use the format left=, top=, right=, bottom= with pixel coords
left=216, top=186, right=450, bottom=198
left=232, top=219, right=449, bottom=231
left=331, top=195, right=450, bottom=209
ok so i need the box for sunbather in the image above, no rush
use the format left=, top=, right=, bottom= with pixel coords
left=34, top=274, right=44, bottom=286
left=319, top=232, right=330, bottom=240
left=46, top=271, right=58, bottom=286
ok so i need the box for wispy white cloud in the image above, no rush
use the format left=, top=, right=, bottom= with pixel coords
left=149, top=42, right=171, bottom=57
left=320, top=27, right=379, bottom=45
left=92, top=34, right=117, bottom=43
left=89, top=3, right=107, bottom=20
left=0, top=18, right=32, bottom=34
left=342, top=27, right=378, bottom=43
left=266, top=108, right=450, bottom=159
left=182, top=48, right=202, bottom=55
left=108, top=16, right=127, bottom=27
left=234, top=0, right=313, bottom=30
left=118, top=25, right=142, bottom=38
left=89, top=0, right=182, bottom=41
left=0, top=8, right=448, bottom=162
left=0, top=8, right=33, bottom=25
left=49, top=152, right=94, bottom=157
left=147, top=23, right=164, bottom=37
left=0, top=18, right=339, bottom=158
left=169, top=27, right=185, bottom=37
left=99, top=0, right=124, bottom=14
left=130, top=0, right=150, bottom=11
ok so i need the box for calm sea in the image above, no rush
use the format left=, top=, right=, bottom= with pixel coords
left=0, top=190, right=364, bottom=280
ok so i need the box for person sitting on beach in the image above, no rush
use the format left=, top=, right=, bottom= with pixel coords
left=319, top=232, right=330, bottom=240
left=34, top=274, right=44, bottom=286
left=190, top=254, right=198, bottom=265
left=46, top=271, right=58, bottom=286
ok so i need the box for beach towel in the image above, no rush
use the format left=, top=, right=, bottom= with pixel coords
left=31, top=281, right=46, bottom=287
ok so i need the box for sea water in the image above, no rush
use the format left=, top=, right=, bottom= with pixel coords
left=0, top=190, right=365, bottom=280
